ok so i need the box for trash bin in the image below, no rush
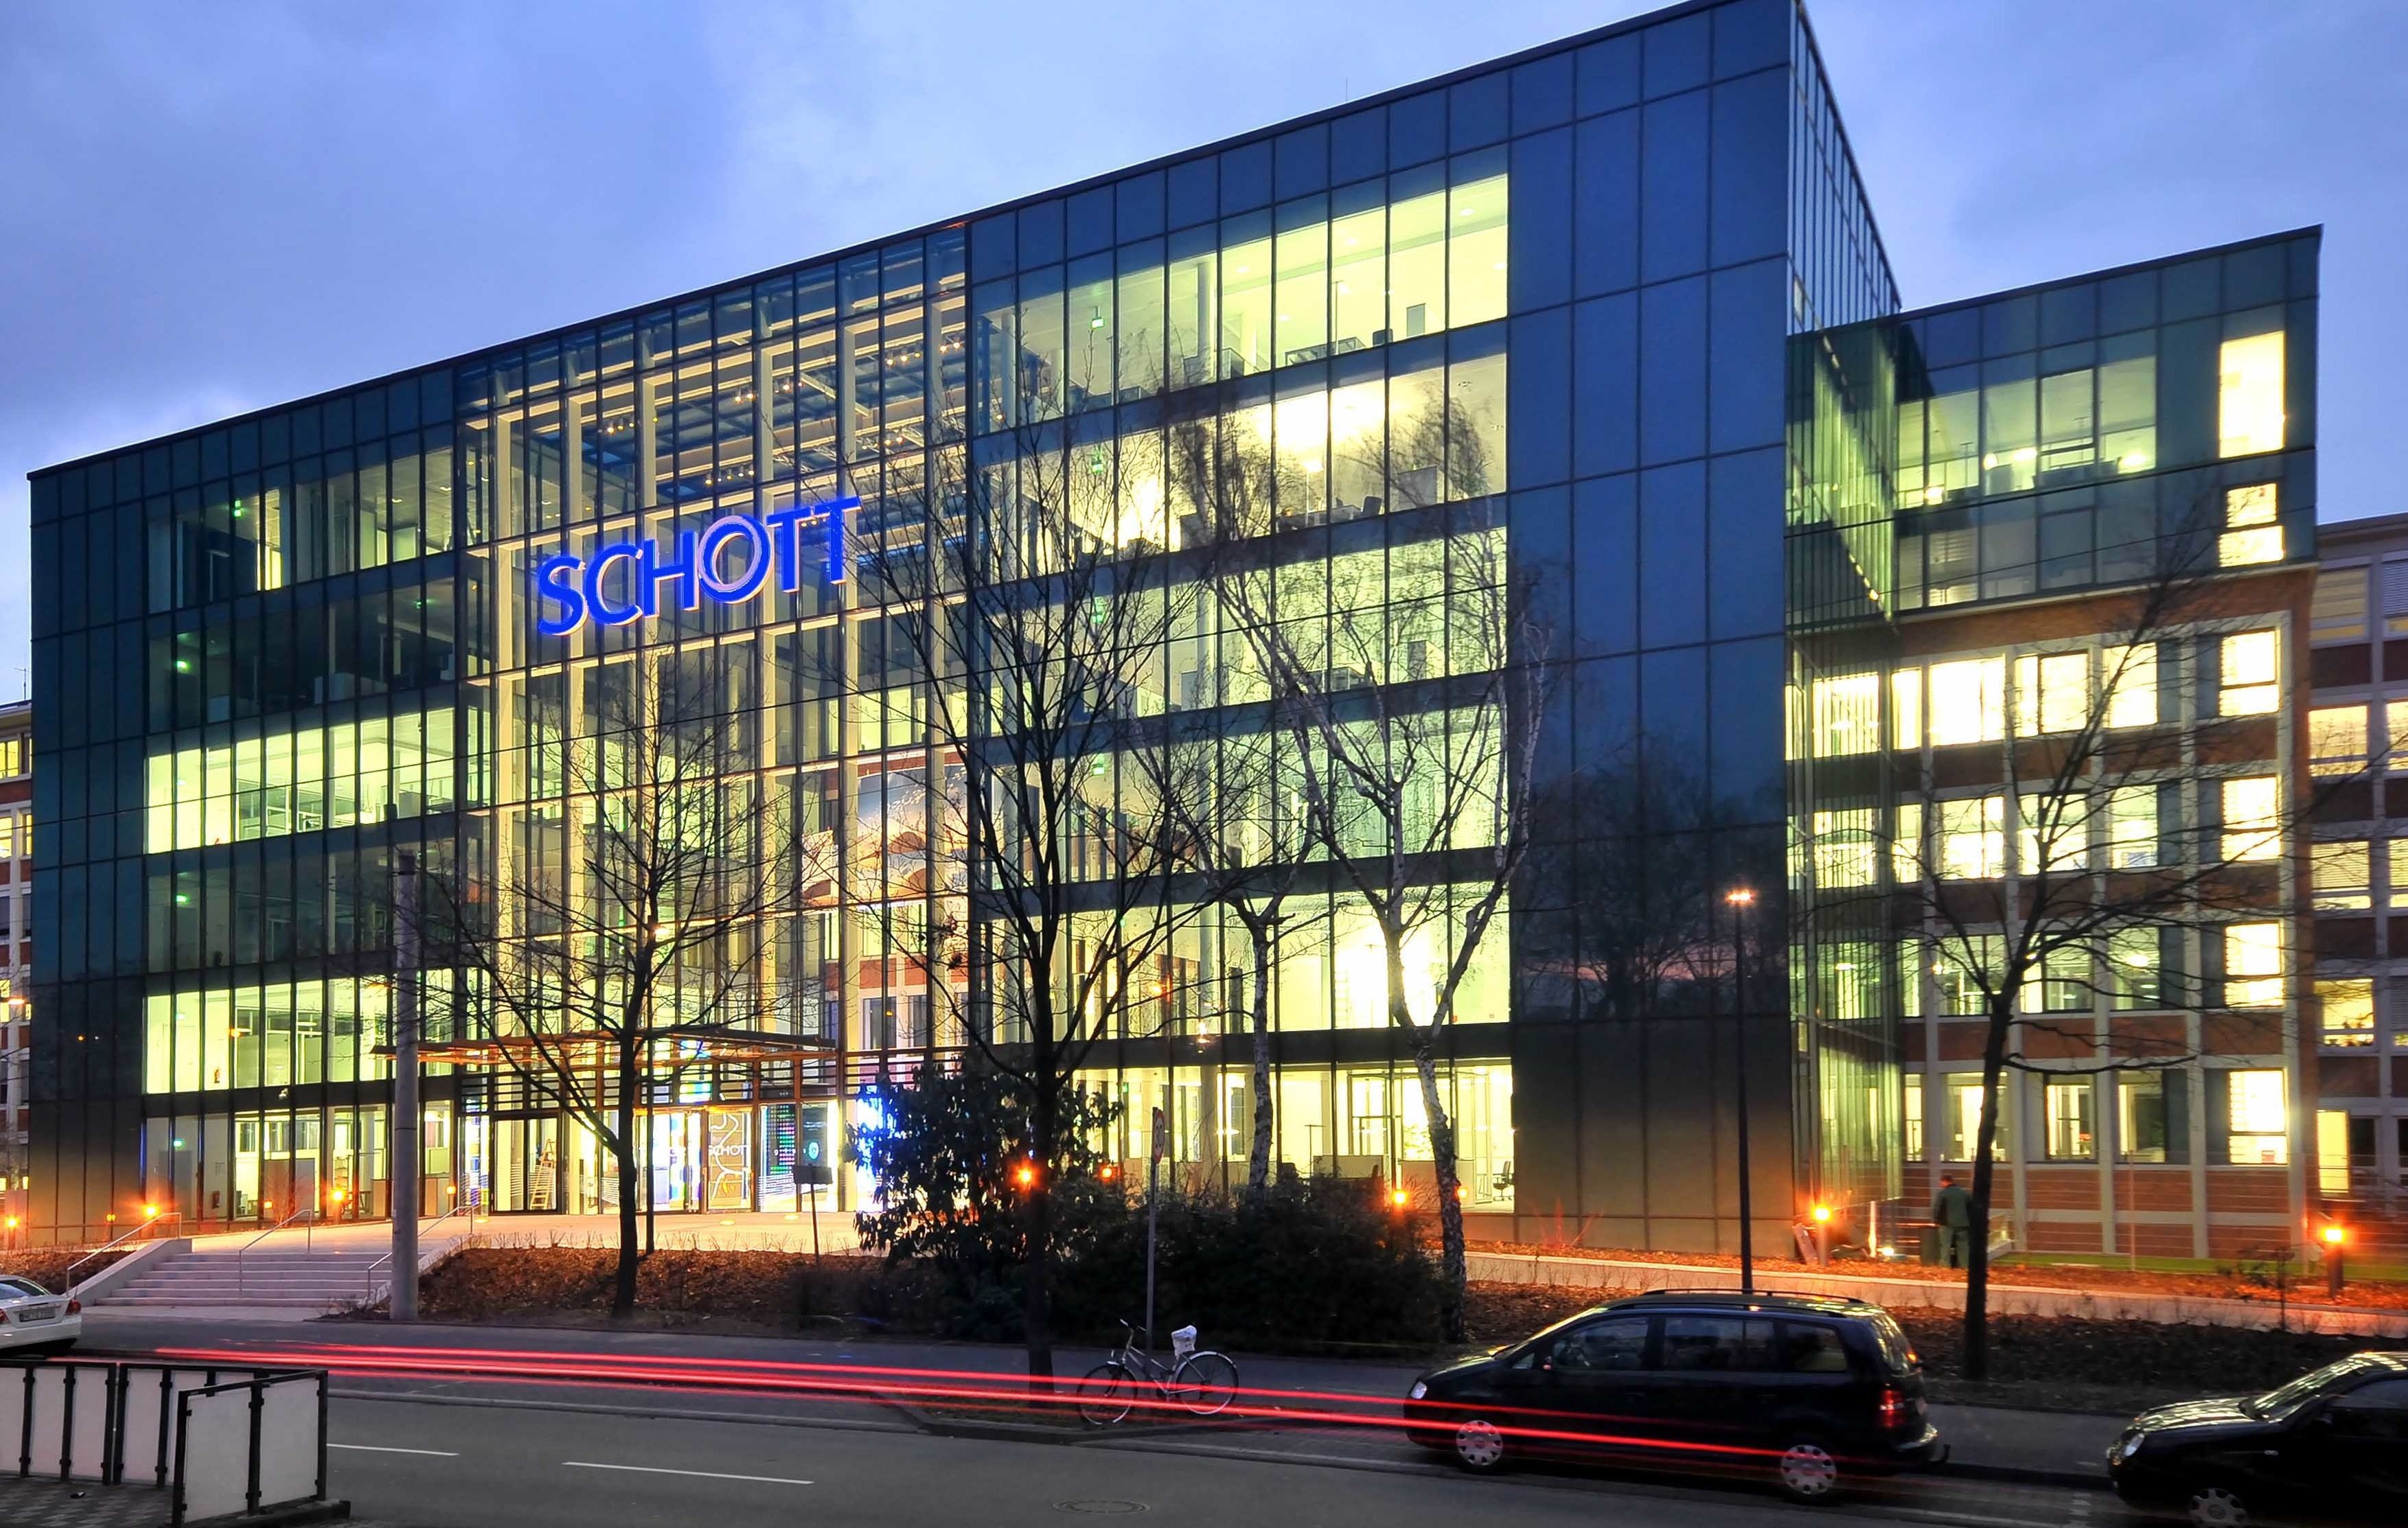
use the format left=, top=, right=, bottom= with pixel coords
left=1918, top=1225, right=1942, bottom=1265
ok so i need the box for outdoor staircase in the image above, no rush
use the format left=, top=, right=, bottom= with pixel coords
left=98, top=1245, right=394, bottom=1310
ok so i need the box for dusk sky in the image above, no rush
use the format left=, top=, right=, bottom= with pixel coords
left=3, top=0, right=2401, bottom=686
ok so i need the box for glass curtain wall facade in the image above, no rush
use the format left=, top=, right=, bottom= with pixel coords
left=31, top=0, right=1894, bottom=1251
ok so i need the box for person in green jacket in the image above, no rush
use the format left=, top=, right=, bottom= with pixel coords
left=1931, top=1173, right=1974, bottom=1268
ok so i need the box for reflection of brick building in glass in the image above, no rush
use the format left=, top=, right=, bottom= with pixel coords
left=0, top=701, right=30, bottom=1238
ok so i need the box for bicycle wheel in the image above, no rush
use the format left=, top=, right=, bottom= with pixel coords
left=1170, top=1351, right=1239, bottom=1417
left=1077, top=1362, right=1136, bottom=1426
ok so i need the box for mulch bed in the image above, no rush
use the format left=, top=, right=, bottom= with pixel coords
left=1469, top=1238, right=2408, bottom=1312
left=0, top=1247, right=128, bottom=1293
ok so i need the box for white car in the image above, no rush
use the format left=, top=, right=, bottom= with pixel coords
left=0, top=1276, right=80, bottom=1355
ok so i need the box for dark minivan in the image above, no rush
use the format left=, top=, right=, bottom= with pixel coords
left=1401, top=1290, right=1942, bottom=1502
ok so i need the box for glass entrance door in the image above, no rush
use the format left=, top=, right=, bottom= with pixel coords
left=649, top=1111, right=703, bottom=1211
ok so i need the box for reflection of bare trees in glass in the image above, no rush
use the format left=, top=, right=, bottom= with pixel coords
left=846, top=381, right=1202, bottom=1387
left=425, top=653, right=825, bottom=1316
left=1171, top=408, right=1548, bottom=1341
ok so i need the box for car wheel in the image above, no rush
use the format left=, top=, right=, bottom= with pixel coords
left=2185, top=1482, right=2251, bottom=1528
left=1451, top=1417, right=1509, bottom=1472
left=1772, top=1437, right=1842, bottom=1504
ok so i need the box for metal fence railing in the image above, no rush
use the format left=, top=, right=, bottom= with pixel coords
left=0, top=1359, right=328, bottom=1525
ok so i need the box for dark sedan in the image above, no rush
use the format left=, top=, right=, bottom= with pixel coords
left=2107, top=1352, right=2408, bottom=1527
left=1401, top=1290, right=1942, bottom=1503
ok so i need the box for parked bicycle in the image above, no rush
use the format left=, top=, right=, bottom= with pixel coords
left=1079, top=1320, right=1241, bottom=1425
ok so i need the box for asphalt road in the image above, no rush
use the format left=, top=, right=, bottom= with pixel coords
left=80, top=1313, right=2124, bottom=1528
left=321, top=1391, right=2112, bottom=1528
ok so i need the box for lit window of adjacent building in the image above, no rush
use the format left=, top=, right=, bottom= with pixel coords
left=2017, top=793, right=2087, bottom=875
left=1810, top=809, right=1877, bottom=888
left=1890, top=668, right=1921, bottom=750
left=2308, top=704, right=2367, bottom=777
left=1927, top=656, right=2006, bottom=745
left=2384, top=559, right=2408, bottom=638
left=1807, top=672, right=1881, bottom=758
left=1938, top=795, right=2004, bottom=880
left=2216, top=483, right=2282, bottom=567
left=2311, top=567, right=2367, bottom=644
left=2223, top=1068, right=2289, bottom=1164
left=1903, top=1074, right=1925, bottom=1161
left=2217, top=331, right=2285, bottom=457
left=2311, top=840, right=2372, bottom=910
left=2217, top=630, right=2280, bottom=715
left=2221, top=922, right=2284, bottom=1008
left=2100, top=643, right=2158, bottom=728
left=2024, top=943, right=2089, bottom=1012
left=2316, top=978, right=2375, bottom=1049
left=2118, top=1071, right=2173, bottom=1163
left=2108, top=926, right=2164, bottom=1011
left=1892, top=802, right=1923, bottom=885
left=1942, top=1076, right=2008, bottom=1161
left=2219, top=776, right=2280, bottom=861
left=1933, top=936, right=2000, bottom=1015
left=2044, top=1079, right=2096, bottom=1160
left=0, top=739, right=24, bottom=778
left=2384, top=702, right=2408, bottom=771
left=0, top=815, right=14, bottom=861
left=2012, top=651, right=2090, bottom=736
left=2105, top=785, right=2161, bottom=870
left=2390, top=838, right=2408, bottom=907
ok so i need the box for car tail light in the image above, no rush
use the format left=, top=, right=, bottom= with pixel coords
left=65, top=1299, right=80, bottom=1315
left=0, top=1309, right=11, bottom=1325
left=1877, top=1386, right=1907, bottom=1431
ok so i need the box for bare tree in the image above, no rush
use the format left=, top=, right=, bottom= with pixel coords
left=1171, top=394, right=1552, bottom=1341
left=424, top=648, right=827, bottom=1315
left=845, top=378, right=1202, bottom=1385
left=1814, top=515, right=2335, bottom=1378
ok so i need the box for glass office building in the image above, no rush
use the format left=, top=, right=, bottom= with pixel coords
left=29, top=0, right=2300, bottom=1250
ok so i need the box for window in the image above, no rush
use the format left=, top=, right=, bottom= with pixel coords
left=2217, top=483, right=2282, bottom=566
left=2385, top=559, right=2408, bottom=638
left=2224, top=1069, right=2289, bottom=1164
left=1660, top=1316, right=1774, bottom=1372
left=1548, top=1317, right=1650, bottom=1372
left=1938, top=795, right=2004, bottom=880
left=2313, top=841, right=2372, bottom=911
left=2317, top=978, right=2374, bottom=1049
left=2218, top=631, right=2280, bottom=715
left=2026, top=942, right=2090, bottom=1013
left=1927, top=657, right=2006, bottom=745
left=1780, top=1323, right=1851, bottom=1374
left=2118, top=1071, right=2172, bottom=1163
left=2392, top=839, right=2408, bottom=907
left=2109, top=926, right=2164, bottom=1010
left=2220, top=776, right=2281, bottom=861
left=2100, top=644, right=2158, bottom=728
left=0, top=739, right=23, bottom=778
left=2106, top=786, right=2161, bottom=870
left=1892, top=803, right=1923, bottom=885
left=2308, top=706, right=2367, bottom=777
left=1903, top=1073, right=1925, bottom=1161
left=0, top=816, right=12, bottom=861
left=2222, top=923, right=2284, bottom=1008
left=2012, top=651, right=2090, bottom=735
left=1942, top=1075, right=2008, bottom=1161
left=1808, top=673, right=1881, bottom=758
left=2310, top=568, right=2367, bottom=644
left=2217, top=331, right=2285, bottom=457
left=1933, top=938, right=1999, bottom=1015
left=2045, top=1080, right=2096, bottom=1160
left=1811, top=809, right=1877, bottom=888
left=2017, top=793, right=2087, bottom=875
left=1898, top=939, right=1923, bottom=1018
left=1890, top=668, right=1922, bottom=750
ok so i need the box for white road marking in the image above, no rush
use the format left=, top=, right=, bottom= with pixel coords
left=330, top=1444, right=460, bottom=1457
left=562, top=1461, right=814, bottom=1486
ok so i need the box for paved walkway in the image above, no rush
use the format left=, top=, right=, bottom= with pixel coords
left=1466, top=1249, right=2408, bottom=1338
left=186, top=1210, right=864, bottom=1257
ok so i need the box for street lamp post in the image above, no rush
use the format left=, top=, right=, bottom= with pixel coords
left=1725, top=887, right=1756, bottom=1297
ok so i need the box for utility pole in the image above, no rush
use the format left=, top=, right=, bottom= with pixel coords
left=1725, top=886, right=1756, bottom=1297
left=391, top=850, right=421, bottom=1321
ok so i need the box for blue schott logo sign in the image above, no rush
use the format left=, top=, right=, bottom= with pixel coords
left=533, top=496, right=853, bottom=636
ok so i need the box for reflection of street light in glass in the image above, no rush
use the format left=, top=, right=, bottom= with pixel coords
left=1725, top=887, right=1756, bottom=1295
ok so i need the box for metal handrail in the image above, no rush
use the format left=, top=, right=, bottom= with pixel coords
left=236, top=1207, right=320, bottom=1296
left=363, top=1199, right=476, bottom=1307
left=64, top=1211, right=183, bottom=1289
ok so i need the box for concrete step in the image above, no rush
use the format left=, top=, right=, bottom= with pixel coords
left=102, top=1295, right=352, bottom=1308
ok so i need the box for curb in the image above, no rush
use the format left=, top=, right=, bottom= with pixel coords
left=1934, top=1460, right=2109, bottom=1490
left=188, top=1498, right=351, bottom=1527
